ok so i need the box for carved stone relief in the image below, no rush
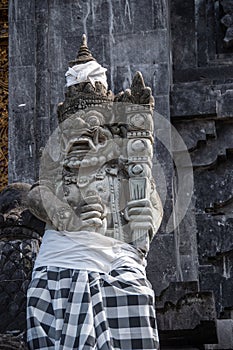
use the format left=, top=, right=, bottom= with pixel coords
left=28, top=36, right=163, bottom=256
left=0, top=183, right=44, bottom=334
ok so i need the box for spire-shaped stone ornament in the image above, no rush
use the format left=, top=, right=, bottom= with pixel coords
left=58, top=35, right=113, bottom=123
left=69, top=34, right=96, bottom=66
left=28, top=35, right=163, bottom=255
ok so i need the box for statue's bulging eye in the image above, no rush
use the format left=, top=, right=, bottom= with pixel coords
left=86, top=116, right=100, bottom=126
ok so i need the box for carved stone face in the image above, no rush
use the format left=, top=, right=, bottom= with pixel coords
left=60, top=109, right=115, bottom=170
left=59, top=107, right=122, bottom=225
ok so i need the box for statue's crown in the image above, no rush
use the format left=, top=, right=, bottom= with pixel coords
left=57, top=35, right=154, bottom=124
left=58, top=34, right=113, bottom=123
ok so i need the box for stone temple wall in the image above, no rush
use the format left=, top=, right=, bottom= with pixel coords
left=170, top=0, right=233, bottom=348
left=2, top=0, right=233, bottom=348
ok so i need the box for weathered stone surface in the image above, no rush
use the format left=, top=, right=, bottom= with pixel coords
left=9, top=0, right=35, bottom=21
left=45, top=0, right=168, bottom=37
left=8, top=20, right=36, bottom=67
left=170, top=0, right=196, bottom=69
left=156, top=282, right=218, bottom=347
left=221, top=0, right=233, bottom=48
left=7, top=0, right=233, bottom=347
left=217, top=89, right=233, bottom=117
left=173, top=66, right=233, bottom=83
left=0, top=184, right=44, bottom=333
left=196, top=215, right=233, bottom=261
left=0, top=332, right=28, bottom=349
left=205, top=319, right=233, bottom=350
left=174, top=117, right=233, bottom=323
left=221, top=320, right=233, bottom=343
left=171, top=82, right=220, bottom=117
left=194, top=156, right=233, bottom=210
left=170, top=1, right=233, bottom=336
left=172, top=120, right=217, bottom=152
left=176, top=204, right=199, bottom=282
left=199, top=251, right=233, bottom=315
left=8, top=66, right=36, bottom=184
left=147, top=234, right=178, bottom=295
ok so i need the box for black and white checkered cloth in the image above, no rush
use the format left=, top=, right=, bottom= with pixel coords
left=27, top=266, right=159, bottom=350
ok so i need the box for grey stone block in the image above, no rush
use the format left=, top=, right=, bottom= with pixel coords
left=205, top=320, right=233, bottom=350
left=171, top=82, right=220, bottom=117
left=171, top=0, right=196, bottom=69
left=8, top=111, right=37, bottom=184
left=196, top=214, right=233, bottom=260
left=216, top=319, right=233, bottom=350
left=8, top=65, right=37, bottom=183
left=199, top=263, right=230, bottom=316
left=217, top=90, right=233, bottom=118
left=173, top=66, right=233, bottom=83
left=222, top=273, right=233, bottom=309
left=9, top=0, right=35, bottom=22
left=152, top=63, right=170, bottom=96
left=156, top=282, right=218, bottom=347
left=53, top=0, right=168, bottom=37
left=9, top=20, right=36, bottom=67
left=172, top=120, right=216, bottom=152
left=9, top=66, right=35, bottom=111
left=147, top=234, right=178, bottom=295
left=194, top=156, right=233, bottom=211
left=103, top=30, right=169, bottom=67
left=154, top=95, right=170, bottom=119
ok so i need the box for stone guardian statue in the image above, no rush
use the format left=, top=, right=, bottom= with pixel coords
left=27, top=35, right=163, bottom=350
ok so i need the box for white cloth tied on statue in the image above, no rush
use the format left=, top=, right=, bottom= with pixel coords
left=65, top=61, right=108, bottom=89
left=34, top=228, right=147, bottom=274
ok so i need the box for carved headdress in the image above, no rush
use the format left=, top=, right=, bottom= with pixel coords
left=57, top=35, right=114, bottom=124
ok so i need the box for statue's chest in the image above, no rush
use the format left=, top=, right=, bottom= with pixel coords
left=62, top=165, right=130, bottom=240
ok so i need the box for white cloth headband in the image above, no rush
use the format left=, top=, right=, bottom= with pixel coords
left=65, top=61, right=108, bottom=90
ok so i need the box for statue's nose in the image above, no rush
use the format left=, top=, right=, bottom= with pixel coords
left=73, top=116, right=89, bottom=130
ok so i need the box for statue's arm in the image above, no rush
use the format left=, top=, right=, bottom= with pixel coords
left=27, top=182, right=72, bottom=229
left=27, top=182, right=106, bottom=232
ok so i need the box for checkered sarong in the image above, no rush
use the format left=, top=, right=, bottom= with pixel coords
left=27, top=266, right=159, bottom=350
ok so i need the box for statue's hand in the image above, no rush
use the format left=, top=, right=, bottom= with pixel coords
left=124, top=198, right=155, bottom=232
left=80, top=193, right=106, bottom=229
left=50, top=193, right=106, bottom=232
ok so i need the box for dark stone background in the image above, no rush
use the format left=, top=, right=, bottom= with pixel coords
left=5, top=0, right=233, bottom=348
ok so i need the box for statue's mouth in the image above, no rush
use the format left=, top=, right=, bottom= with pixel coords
left=66, top=137, right=95, bottom=159
left=63, top=129, right=109, bottom=169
